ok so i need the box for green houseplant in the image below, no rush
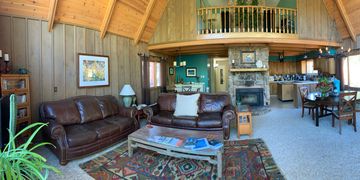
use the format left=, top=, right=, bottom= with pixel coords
left=0, top=94, right=60, bottom=179
left=316, top=76, right=333, bottom=98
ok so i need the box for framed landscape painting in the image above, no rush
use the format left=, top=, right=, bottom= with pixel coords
left=186, top=67, right=197, bottom=77
left=78, top=54, right=110, bottom=88
left=241, top=51, right=256, bottom=63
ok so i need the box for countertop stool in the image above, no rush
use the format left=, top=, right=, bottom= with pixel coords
left=236, top=105, right=252, bottom=138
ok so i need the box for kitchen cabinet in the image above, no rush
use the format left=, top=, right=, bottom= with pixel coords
left=269, top=61, right=298, bottom=75
left=314, top=58, right=335, bottom=74
left=270, top=82, right=278, bottom=95
left=277, top=83, right=294, bottom=101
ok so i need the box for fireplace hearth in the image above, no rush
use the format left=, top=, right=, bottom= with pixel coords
left=236, top=88, right=264, bottom=106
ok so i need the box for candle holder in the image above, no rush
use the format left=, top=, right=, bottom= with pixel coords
left=0, top=57, right=2, bottom=73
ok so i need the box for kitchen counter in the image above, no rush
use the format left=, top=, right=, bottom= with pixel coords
left=277, top=83, right=294, bottom=101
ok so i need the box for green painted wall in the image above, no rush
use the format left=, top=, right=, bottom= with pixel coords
left=175, top=54, right=209, bottom=88
left=277, top=0, right=296, bottom=8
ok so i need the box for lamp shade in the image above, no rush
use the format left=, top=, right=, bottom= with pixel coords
left=119, top=84, right=135, bottom=96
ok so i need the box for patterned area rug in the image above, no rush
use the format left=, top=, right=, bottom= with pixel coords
left=80, top=139, right=284, bottom=179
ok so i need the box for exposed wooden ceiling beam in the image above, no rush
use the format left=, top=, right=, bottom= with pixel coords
left=335, top=0, right=356, bottom=41
left=47, top=0, right=58, bottom=32
left=100, top=0, right=117, bottom=39
left=134, top=0, right=156, bottom=44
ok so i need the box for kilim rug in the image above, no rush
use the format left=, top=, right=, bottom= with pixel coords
left=79, top=138, right=284, bottom=180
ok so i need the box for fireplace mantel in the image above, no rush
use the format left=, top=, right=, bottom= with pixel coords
left=230, top=68, right=268, bottom=72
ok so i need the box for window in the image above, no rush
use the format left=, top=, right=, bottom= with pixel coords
left=342, top=54, right=360, bottom=88
left=306, top=59, right=318, bottom=74
left=149, top=62, right=162, bottom=88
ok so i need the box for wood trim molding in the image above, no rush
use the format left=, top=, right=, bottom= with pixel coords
left=335, top=0, right=356, bottom=42
left=148, top=38, right=341, bottom=50
left=134, top=0, right=156, bottom=44
left=47, top=0, right=58, bottom=32
left=100, top=0, right=117, bottom=39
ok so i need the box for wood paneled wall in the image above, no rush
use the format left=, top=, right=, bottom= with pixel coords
left=149, top=0, right=197, bottom=44
left=0, top=15, right=148, bottom=122
left=297, top=0, right=341, bottom=42
left=150, top=0, right=341, bottom=44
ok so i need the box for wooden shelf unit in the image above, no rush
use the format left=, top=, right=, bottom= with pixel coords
left=1, top=74, right=32, bottom=137
left=230, top=68, right=269, bottom=72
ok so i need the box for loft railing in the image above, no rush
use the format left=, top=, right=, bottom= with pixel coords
left=197, top=6, right=297, bottom=35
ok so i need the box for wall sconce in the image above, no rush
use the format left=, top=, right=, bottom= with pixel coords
left=173, top=61, right=177, bottom=67
left=179, top=61, right=186, bottom=67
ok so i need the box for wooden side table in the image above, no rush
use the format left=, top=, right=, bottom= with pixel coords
left=236, top=105, right=252, bottom=138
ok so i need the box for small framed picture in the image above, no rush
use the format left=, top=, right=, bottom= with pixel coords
left=169, top=67, right=174, bottom=75
left=241, top=51, right=256, bottom=63
left=186, top=67, right=197, bottom=77
left=78, top=53, right=110, bottom=88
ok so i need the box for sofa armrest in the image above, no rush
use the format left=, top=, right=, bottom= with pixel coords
left=143, top=103, right=159, bottom=124
left=118, top=106, right=137, bottom=118
left=222, top=105, right=236, bottom=140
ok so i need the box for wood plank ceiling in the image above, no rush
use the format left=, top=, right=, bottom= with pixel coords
left=0, top=0, right=168, bottom=43
left=323, top=0, right=360, bottom=41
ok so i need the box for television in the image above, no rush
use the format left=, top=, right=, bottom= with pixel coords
left=0, top=95, right=10, bottom=149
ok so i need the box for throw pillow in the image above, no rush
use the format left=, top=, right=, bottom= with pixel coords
left=174, top=93, right=200, bottom=117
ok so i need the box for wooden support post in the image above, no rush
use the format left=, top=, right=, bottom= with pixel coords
left=47, top=0, right=58, bottom=32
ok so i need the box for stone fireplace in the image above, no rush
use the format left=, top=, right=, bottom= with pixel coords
left=228, top=47, right=270, bottom=106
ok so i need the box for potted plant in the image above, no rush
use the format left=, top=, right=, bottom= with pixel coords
left=316, top=76, right=333, bottom=98
left=0, top=94, right=60, bottom=179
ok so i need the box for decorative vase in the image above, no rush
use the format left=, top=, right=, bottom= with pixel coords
left=123, top=96, right=133, bottom=107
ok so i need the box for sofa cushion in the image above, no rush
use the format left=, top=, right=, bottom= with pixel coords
left=200, top=94, right=230, bottom=113
left=65, top=125, right=98, bottom=147
left=85, top=120, right=120, bottom=139
left=152, top=111, right=173, bottom=125
left=174, top=93, right=200, bottom=117
left=105, top=115, right=134, bottom=132
left=74, top=96, right=103, bottom=123
left=173, top=116, right=197, bottom=127
left=42, top=100, right=81, bottom=125
left=197, top=112, right=222, bottom=128
left=157, top=93, right=176, bottom=111
left=96, top=96, right=119, bottom=118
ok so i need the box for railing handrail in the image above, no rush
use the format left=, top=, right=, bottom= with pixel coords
left=197, top=5, right=297, bottom=11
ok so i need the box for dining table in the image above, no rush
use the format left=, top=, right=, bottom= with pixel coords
left=306, top=92, right=339, bottom=126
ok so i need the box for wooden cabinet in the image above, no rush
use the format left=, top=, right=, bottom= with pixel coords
left=270, top=82, right=278, bottom=95
left=277, top=83, right=294, bottom=101
left=1, top=74, right=31, bottom=138
left=269, top=61, right=298, bottom=75
left=314, top=58, right=335, bottom=74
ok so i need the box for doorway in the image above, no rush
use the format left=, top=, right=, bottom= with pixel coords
left=213, top=58, right=229, bottom=93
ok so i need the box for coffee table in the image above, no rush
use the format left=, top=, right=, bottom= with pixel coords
left=128, top=125, right=224, bottom=178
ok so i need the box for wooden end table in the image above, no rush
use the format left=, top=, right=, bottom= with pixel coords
left=236, top=105, right=252, bottom=138
left=128, top=125, right=224, bottom=178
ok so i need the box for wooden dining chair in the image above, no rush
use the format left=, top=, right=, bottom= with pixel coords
left=182, top=86, right=192, bottom=92
left=332, top=92, right=357, bottom=134
left=299, top=86, right=316, bottom=120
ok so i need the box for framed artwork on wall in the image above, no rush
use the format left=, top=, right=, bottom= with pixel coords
left=78, top=53, right=110, bottom=88
left=169, top=67, right=174, bottom=75
left=241, top=51, right=256, bottom=63
left=186, top=67, right=197, bottom=77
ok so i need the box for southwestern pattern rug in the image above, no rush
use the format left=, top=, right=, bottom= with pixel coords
left=80, top=139, right=284, bottom=180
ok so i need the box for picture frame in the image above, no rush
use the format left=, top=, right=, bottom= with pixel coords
left=169, top=67, right=174, bottom=75
left=186, top=67, right=197, bottom=77
left=241, top=51, right=256, bottom=63
left=78, top=53, right=110, bottom=88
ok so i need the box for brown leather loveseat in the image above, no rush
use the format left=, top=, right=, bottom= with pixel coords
left=144, top=93, right=235, bottom=140
left=39, top=95, right=139, bottom=165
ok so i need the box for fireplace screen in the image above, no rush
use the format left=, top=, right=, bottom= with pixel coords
left=236, top=88, right=264, bottom=106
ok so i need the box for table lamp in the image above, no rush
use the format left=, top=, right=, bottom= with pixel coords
left=119, top=84, right=135, bottom=107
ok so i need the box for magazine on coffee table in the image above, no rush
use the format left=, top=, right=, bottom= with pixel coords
left=147, top=136, right=183, bottom=147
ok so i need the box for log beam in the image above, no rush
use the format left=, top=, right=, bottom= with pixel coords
left=335, top=0, right=356, bottom=41
left=47, top=0, right=58, bottom=32
left=134, top=0, right=156, bottom=44
left=100, top=0, right=117, bottom=39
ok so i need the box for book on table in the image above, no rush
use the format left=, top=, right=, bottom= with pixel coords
left=147, top=136, right=183, bottom=147
left=208, top=139, right=223, bottom=149
left=183, top=137, right=223, bottom=150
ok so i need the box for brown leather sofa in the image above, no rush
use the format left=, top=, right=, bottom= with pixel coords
left=39, top=95, right=139, bottom=165
left=144, top=93, right=235, bottom=140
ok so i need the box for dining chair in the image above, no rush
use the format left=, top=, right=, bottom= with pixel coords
left=299, top=86, right=316, bottom=120
left=182, top=86, right=192, bottom=92
left=332, top=91, right=357, bottom=134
